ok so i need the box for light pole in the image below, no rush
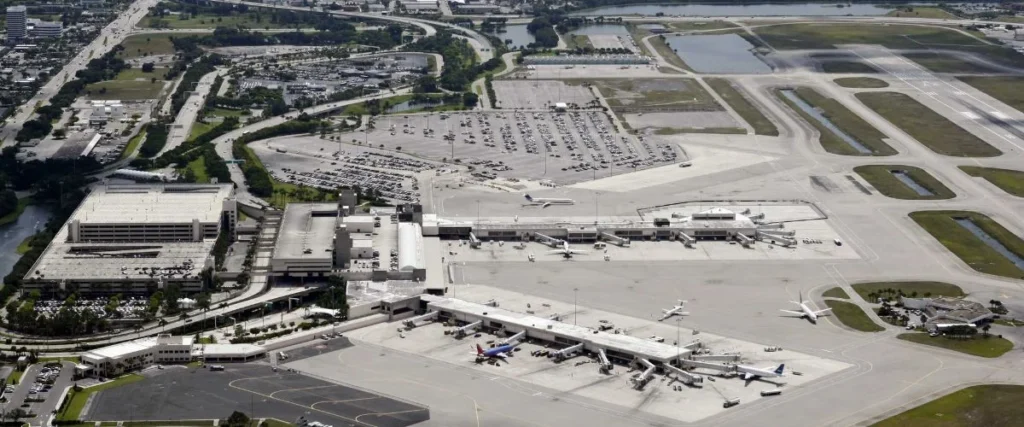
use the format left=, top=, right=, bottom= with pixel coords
left=675, top=317, right=682, bottom=363
left=573, top=287, right=579, bottom=326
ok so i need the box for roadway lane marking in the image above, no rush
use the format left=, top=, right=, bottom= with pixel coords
left=991, top=111, right=1009, bottom=120
left=961, top=111, right=980, bottom=119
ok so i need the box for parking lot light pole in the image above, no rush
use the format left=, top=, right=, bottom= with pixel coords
left=574, top=287, right=579, bottom=326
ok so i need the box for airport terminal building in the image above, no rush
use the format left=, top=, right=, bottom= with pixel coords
left=23, top=184, right=237, bottom=295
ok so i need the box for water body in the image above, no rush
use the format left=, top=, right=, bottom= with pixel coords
left=0, top=205, right=52, bottom=280
left=485, top=24, right=536, bottom=49
left=664, top=34, right=771, bottom=74
left=386, top=100, right=444, bottom=113
left=567, top=24, right=631, bottom=37
left=890, top=170, right=934, bottom=196
left=955, top=218, right=1024, bottom=270
left=572, top=3, right=893, bottom=17
left=780, top=90, right=872, bottom=154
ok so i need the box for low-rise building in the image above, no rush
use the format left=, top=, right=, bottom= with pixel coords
left=80, top=334, right=195, bottom=377
left=901, top=297, right=995, bottom=329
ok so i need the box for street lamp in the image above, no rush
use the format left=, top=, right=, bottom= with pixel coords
left=573, top=287, right=579, bottom=326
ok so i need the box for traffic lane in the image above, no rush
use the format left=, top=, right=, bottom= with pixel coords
left=32, top=362, right=77, bottom=422
left=5, top=364, right=42, bottom=413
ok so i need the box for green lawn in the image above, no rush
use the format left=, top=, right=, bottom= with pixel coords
left=857, top=92, right=1001, bottom=157
left=825, top=300, right=885, bottom=332
left=887, top=6, right=958, bottom=19
left=823, top=287, right=850, bottom=299
left=59, top=374, right=145, bottom=421
left=897, top=333, right=1014, bottom=358
left=581, top=79, right=720, bottom=110
left=910, top=211, right=1024, bottom=279
left=706, top=78, right=778, bottom=136
left=189, top=121, right=218, bottom=141
left=958, top=76, right=1024, bottom=115
left=834, top=77, right=889, bottom=88
left=115, top=67, right=169, bottom=81
left=668, top=21, right=738, bottom=32
left=121, top=421, right=214, bottom=427
left=208, top=108, right=248, bottom=118
left=653, top=127, right=747, bottom=135
left=649, top=35, right=694, bottom=72
left=85, top=80, right=166, bottom=100
left=239, top=145, right=334, bottom=209
left=777, top=87, right=896, bottom=155
left=143, top=13, right=298, bottom=30
left=121, top=126, right=148, bottom=160
left=185, top=156, right=210, bottom=183
left=566, top=34, right=593, bottom=50
left=872, top=384, right=1024, bottom=427
left=852, top=281, right=965, bottom=301
left=958, top=166, right=1024, bottom=197
left=752, top=23, right=986, bottom=50
left=903, top=52, right=999, bottom=74
left=0, top=197, right=34, bottom=226
left=821, top=61, right=879, bottom=74
left=117, top=33, right=178, bottom=59
left=16, top=236, right=33, bottom=255
left=853, top=165, right=956, bottom=200
left=6, top=368, right=23, bottom=385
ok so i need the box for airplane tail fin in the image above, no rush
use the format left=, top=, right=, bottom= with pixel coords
left=476, top=344, right=484, bottom=355
left=774, top=364, right=785, bottom=375
left=525, top=194, right=534, bottom=202
left=799, top=291, right=803, bottom=304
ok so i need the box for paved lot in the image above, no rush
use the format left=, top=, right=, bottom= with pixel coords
left=4, top=362, right=76, bottom=427
left=85, top=364, right=429, bottom=427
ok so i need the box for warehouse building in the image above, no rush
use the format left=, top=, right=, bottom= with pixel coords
left=23, top=184, right=236, bottom=295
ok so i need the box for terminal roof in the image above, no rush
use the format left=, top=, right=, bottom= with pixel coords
left=74, top=184, right=233, bottom=224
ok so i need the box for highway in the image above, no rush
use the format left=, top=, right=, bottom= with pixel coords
left=0, top=0, right=162, bottom=147
left=158, top=67, right=229, bottom=157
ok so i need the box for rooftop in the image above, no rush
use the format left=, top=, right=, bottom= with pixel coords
left=275, top=203, right=339, bottom=261
left=27, top=236, right=214, bottom=282
left=74, top=184, right=233, bottom=225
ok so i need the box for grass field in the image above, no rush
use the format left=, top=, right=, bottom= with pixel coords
left=0, top=197, right=34, bottom=226
left=825, top=300, right=884, bottom=332
left=873, top=384, right=1024, bottom=427
left=184, top=156, right=209, bottom=183
left=834, top=77, right=889, bottom=88
left=959, top=166, right=1024, bottom=197
left=85, top=80, right=166, bottom=100
left=649, top=35, right=693, bottom=72
left=143, top=13, right=297, bottom=30
left=566, top=34, right=593, bottom=50
left=903, top=52, right=999, bottom=74
left=706, top=78, right=778, bottom=136
left=777, top=87, right=896, bottom=155
left=853, top=165, right=955, bottom=200
left=60, top=374, right=145, bottom=421
left=653, top=127, right=747, bottom=135
left=6, top=368, right=23, bottom=385
left=121, top=126, right=148, bottom=160
left=16, top=236, right=33, bottom=255
left=856, top=92, right=1001, bottom=157
left=820, top=61, right=879, bottom=74
left=851, top=281, right=965, bottom=301
left=910, top=211, right=1024, bottom=279
left=115, top=67, right=169, bottom=81
left=823, top=287, right=849, bottom=299
left=887, top=6, right=958, bottom=19
left=188, top=121, right=218, bottom=141
left=751, top=23, right=986, bottom=50
left=582, top=79, right=720, bottom=110
left=117, top=33, right=178, bottom=59
left=208, top=108, right=248, bottom=117
left=897, top=333, right=1013, bottom=358
left=958, top=76, right=1024, bottom=115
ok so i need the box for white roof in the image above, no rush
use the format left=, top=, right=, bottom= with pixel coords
left=344, top=216, right=376, bottom=223
left=84, top=338, right=156, bottom=359
left=275, top=203, right=338, bottom=261
left=398, top=222, right=424, bottom=271
left=198, top=343, right=265, bottom=357
left=74, top=184, right=232, bottom=225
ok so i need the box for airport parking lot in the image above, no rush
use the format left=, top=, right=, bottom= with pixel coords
left=278, top=111, right=681, bottom=185
left=85, top=364, right=429, bottom=427
left=5, top=362, right=75, bottom=426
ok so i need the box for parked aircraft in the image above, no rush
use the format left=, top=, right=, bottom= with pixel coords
left=473, top=342, right=518, bottom=362
left=659, top=300, right=690, bottom=321
left=737, top=364, right=785, bottom=381
left=525, top=194, right=575, bottom=208
left=547, top=240, right=588, bottom=259
left=779, top=292, right=832, bottom=323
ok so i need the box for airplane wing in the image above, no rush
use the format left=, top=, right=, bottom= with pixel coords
left=546, top=250, right=566, bottom=255
left=813, top=308, right=833, bottom=316
left=568, top=249, right=588, bottom=254
left=743, top=372, right=754, bottom=380
left=542, top=202, right=551, bottom=208
left=662, top=309, right=672, bottom=314
left=779, top=309, right=805, bottom=316
left=495, top=352, right=508, bottom=359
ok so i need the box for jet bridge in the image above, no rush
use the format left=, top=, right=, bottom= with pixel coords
left=663, top=364, right=703, bottom=387
left=453, top=320, right=482, bottom=338
left=734, top=232, right=754, bottom=248
left=631, top=358, right=656, bottom=390
left=756, top=231, right=796, bottom=247
left=677, top=232, right=695, bottom=248
left=598, top=348, right=613, bottom=374
left=403, top=311, right=439, bottom=329
left=469, top=232, right=482, bottom=248
left=552, top=343, right=584, bottom=361
left=534, top=233, right=562, bottom=247
left=500, top=330, right=526, bottom=345
left=692, top=354, right=741, bottom=362
left=599, top=232, right=630, bottom=247
left=680, top=359, right=735, bottom=374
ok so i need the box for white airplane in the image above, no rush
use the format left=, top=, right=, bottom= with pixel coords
left=547, top=240, right=588, bottom=259
left=659, top=300, right=690, bottom=321
left=525, top=194, right=575, bottom=208
left=737, top=363, right=785, bottom=381
left=780, top=291, right=832, bottom=324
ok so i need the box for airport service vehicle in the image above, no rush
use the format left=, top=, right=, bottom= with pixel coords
left=723, top=397, right=740, bottom=408
left=524, top=194, right=575, bottom=208
left=779, top=292, right=832, bottom=324
left=473, top=342, right=518, bottom=362
left=737, top=364, right=785, bottom=381
left=209, top=365, right=225, bottom=371
left=548, top=241, right=588, bottom=259
left=659, top=300, right=690, bottom=321
left=761, top=389, right=782, bottom=397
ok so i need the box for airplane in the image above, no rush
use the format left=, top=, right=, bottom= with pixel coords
left=659, top=300, right=690, bottom=321
left=547, top=240, right=588, bottom=259
left=473, top=342, right=518, bottom=363
left=779, top=291, right=832, bottom=324
left=524, top=194, right=575, bottom=208
left=737, top=363, right=785, bottom=381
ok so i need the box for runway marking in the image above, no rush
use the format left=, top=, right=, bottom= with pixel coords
left=355, top=408, right=431, bottom=424
left=268, top=385, right=338, bottom=399
left=227, top=375, right=369, bottom=427
left=310, top=396, right=381, bottom=408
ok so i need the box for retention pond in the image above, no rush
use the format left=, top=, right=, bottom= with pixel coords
left=955, top=218, right=1024, bottom=270
left=890, top=170, right=934, bottom=196
left=780, top=89, right=872, bottom=154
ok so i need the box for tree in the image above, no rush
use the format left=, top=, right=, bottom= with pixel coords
left=982, top=324, right=992, bottom=336
left=141, top=62, right=155, bottom=73
left=222, top=411, right=250, bottom=427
